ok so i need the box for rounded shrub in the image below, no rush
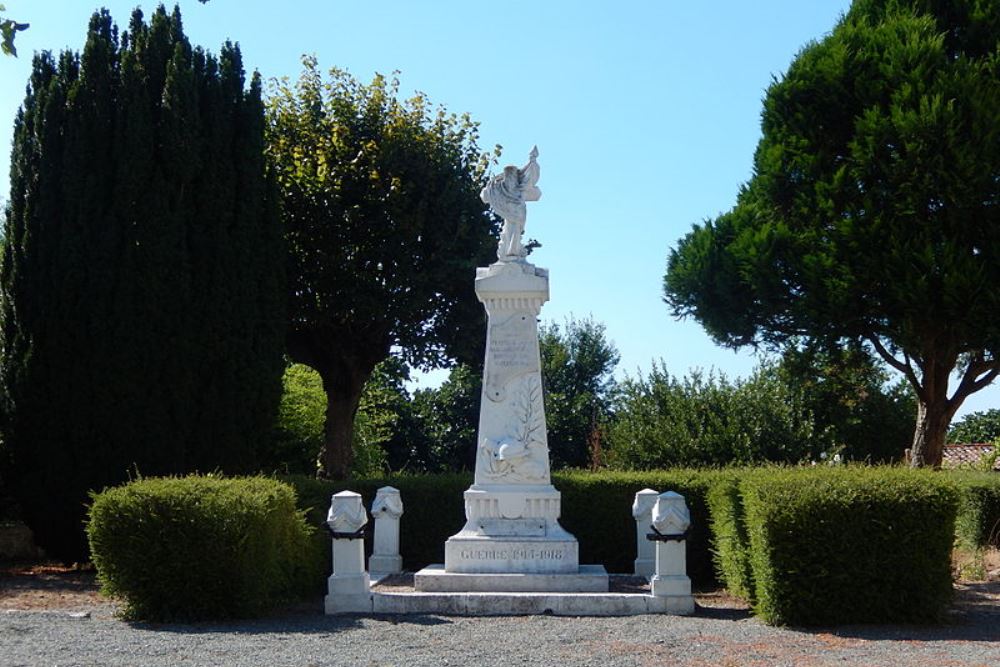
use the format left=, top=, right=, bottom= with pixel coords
left=87, top=475, right=320, bottom=621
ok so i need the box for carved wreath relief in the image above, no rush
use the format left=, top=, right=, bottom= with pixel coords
left=479, top=375, right=550, bottom=484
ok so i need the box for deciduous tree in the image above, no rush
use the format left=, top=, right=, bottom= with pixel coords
left=266, top=58, right=498, bottom=478
left=539, top=317, right=620, bottom=468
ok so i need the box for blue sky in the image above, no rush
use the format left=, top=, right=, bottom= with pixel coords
left=1, top=0, right=996, bottom=419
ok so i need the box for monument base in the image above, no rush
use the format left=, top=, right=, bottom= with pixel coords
left=414, top=564, right=608, bottom=592
left=444, top=534, right=579, bottom=574
left=651, top=574, right=692, bottom=597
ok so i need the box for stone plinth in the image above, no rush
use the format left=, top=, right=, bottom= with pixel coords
left=443, top=483, right=580, bottom=574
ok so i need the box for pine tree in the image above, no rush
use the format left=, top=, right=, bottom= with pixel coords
left=0, top=6, right=283, bottom=561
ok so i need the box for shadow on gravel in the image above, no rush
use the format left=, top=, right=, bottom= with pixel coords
left=693, top=604, right=753, bottom=622
left=795, top=620, right=1000, bottom=644
left=790, top=582, right=1000, bottom=644
left=127, top=611, right=454, bottom=636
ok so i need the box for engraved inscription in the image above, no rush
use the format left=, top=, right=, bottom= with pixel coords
left=488, top=314, right=535, bottom=370
left=478, top=518, right=546, bottom=537
left=492, top=338, right=531, bottom=368
left=484, top=312, right=539, bottom=402
left=459, top=548, right=567, bottom=561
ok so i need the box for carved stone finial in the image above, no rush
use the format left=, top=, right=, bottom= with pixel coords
left=327, top=490, right=368, bottom=534
left=632, top=488, right=659, bottom=520
left=651, top=491, right=691, bottom=535
left=372, top=486, right=404, bottom=519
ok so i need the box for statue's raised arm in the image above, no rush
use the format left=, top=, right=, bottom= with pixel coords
left=481, top=147, right=541, bottom=261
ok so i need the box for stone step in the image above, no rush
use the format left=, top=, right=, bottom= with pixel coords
left=326, top=589, right=696, bottom=616
left=413, top=564, right=609, bottom=592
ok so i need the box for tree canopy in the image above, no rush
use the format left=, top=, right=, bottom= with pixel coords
left=266, top=57, right=498, bottom=477
left=947, top=408, right=1000, bottom=443
left=776, top=341, right=915, bottom=462
left=0, top=6, right=284, bottom=560
left=664, top=0, right=1000, bottom=467
left=539, top=317, right=620, bottom=468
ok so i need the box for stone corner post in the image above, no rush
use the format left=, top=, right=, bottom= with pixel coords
left=648, top=491, right=694, bottom=613
left=632, top=488, right=658, bottom=578
left=324, top=490, right=373, bottom=614
left=369, top=486, right=404, bottom=575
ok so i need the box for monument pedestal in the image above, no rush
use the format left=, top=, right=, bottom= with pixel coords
left=444, top=484, right=578, bottom=574
left=414, top=257, right=607, bottom=593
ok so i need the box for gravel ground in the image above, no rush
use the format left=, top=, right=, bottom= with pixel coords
left=2, top=569, right=999, bottom=667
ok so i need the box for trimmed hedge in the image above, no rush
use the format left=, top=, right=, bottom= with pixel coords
left=286, top=470, right=724, bottom=587
left=555, top=469, right=721, bottom=585
left=739, top=468, right=958, bottom=625
left=705, top=473, right=753, bottom=600
left=950, top=471, right=1000, bottom=549
left=87, top=476, right=320, bottom=621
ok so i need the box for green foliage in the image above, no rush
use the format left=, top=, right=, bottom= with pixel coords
left=606, top=363, right=821, bottom=469
left=664, top=0, right=1000, bottom=466
left=351, top=358, right=411, bottom=477
left=705, top=473, right=754, bottom=599
left=540, top=317, right=620, bottom=469
left=266, top=361, right=404, bottom=477
left=266, top=57, right=499, bottom=477
left=777, top=342, right=916, bottom=462
left=739, top=467, right=957, bottom=625
left=389, top=364, right=481, bottom=472
left=948, top=409, right=1000, bottom=443
left=0, top=7, right=284, bottom=561
left=266, top=363, right=327, bottom=475
left=87, top=476, right=319, bottom=622
left=950, top=470, right=1000, bottom=549
left=554, top=469, right=721, bottom=585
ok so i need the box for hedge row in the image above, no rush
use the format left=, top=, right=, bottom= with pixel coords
left=88, top=468, right=988, bottom=625
left=949, top=471, right=1000, bottom=549
left=87, top=476, right=321, bottom=621
left=714, top=468, right=958, bottom=625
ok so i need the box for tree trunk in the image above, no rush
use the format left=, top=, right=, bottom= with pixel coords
left=317, top=363, right=371, bottom=479
left=286, top=328, right=391, bottom=480
left=908, top=399, right=953, bottom=469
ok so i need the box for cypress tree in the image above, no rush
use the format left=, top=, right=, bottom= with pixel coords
left=0, top=6, right=283, bottom=561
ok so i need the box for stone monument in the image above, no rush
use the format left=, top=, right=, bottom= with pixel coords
left=414, top=148, right=607, bottom=593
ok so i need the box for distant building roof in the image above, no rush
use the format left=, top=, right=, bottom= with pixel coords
left=942, top=443, right=1000, bottom=471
